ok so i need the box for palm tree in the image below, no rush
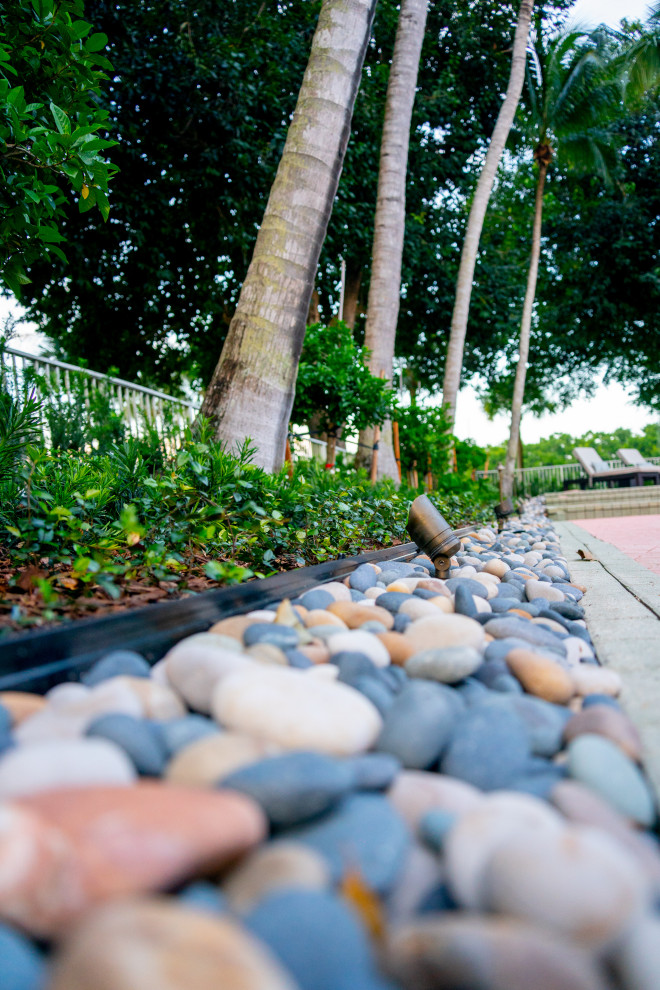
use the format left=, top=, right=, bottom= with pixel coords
left=501, top=26, right=624, bottom=498
left=199, top=0, right=377, bottom=473
left=441, top=0, right=534, bottom=433
left=356, top=0, right=429, bottom=482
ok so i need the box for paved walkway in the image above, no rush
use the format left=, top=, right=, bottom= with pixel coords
left=571, top=514, right=660, bottom=576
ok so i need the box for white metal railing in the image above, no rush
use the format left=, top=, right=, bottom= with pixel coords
left=475, top=457, right=660, bottom=492
left=1, top=346, right=199, bottom=443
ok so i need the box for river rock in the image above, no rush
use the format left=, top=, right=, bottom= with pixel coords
left=166, top=731, right=276, bottom=787
left=326, top=601, right=394, bottom=630
left=220, top=751, right=354, bottom=828
left=562, top=705, right=643, bottom=761
left=387, top=770, right=482, bottom=829
left=244, top=623, right=301, bottom=650
left=326, top=630, right=391, bottom=667
left=375, top=681, right=458, bottom=769
left=164, top=633, right=253, bottom=713
left=386, top=914, right=611, bottom=990
left=86, top=713, right=168, bottom=776
left=14, top=783, right=266, bottom=934
left=0, top=919, right=46, bottom=990
left=404, top=614, right=486, bottom=654
left=505, top=648, right=575, bottom=704
left=610, top=912, right=660, bottom=990
left=349, top=563, right=379, bottom=592
left=300, top=588, right=335, bottom=611
left=246, top=888, right=391, bottom=990
left=566, top=733, right=656, bottom=826
left=0, top=693, right=46, bottom=726
left=0, top=738, right=136, bottom=798
left=443, top=791, right=564, bottom=910
left=223, top=842, right=331, bottom=913
left=375, top=632, right=417, bottom=665
left=439, top=701, right=531, bottom=792
left=525, top=578, right=565, bottom=602
left=312, top=581, right=351, bottom=602
left=156, top=714, right=219, bottom=756
left=482, top=823, right=649, bottom=948
left=405, top=646, right=482, bottom=684
left=280, top=792, right=409, bottom=894
left=484, top=617, right=566, bottom=653
left=112, top=676, right=187, bottom=720
left=81, top=650, right=151, bottom=686
left=570, top=665, right=622, bottom=697
left=212, top=665, right=382, bottom=756
left=347, top=752, right=401, bottom=791
left=48, top=897, right=298, bottom=990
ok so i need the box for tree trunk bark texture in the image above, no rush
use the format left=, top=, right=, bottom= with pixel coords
left=502, top=161, right=548, bottom=498
left=357, top=0, right=429, bottom=481
left=441, top=0, right=534, bottom=431
left=342, top=260, right=363, bottom=328
left=199, top=0, right=378, bottom=473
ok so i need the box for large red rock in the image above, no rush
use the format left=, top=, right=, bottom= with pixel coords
left=2, top=783, right=266, bottom=936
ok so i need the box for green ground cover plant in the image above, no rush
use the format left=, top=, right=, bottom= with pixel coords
left=0, top=417, right=496, bottom=634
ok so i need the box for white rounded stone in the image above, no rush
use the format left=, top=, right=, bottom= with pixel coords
left=212, top=665, right=382, bottom=756
left=326, top=630, right=391, bottom=667
left=0, top=738, right=136, bottom=798
left=164, top=634, right=255, bottom=713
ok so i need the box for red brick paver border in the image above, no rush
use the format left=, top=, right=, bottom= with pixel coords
left=571, top=514, right=660, bottom=577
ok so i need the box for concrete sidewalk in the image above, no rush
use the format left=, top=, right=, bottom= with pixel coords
left=555, top=520, right=660, bottom=801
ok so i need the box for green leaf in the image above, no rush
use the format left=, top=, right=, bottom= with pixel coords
left=85, top=33, right=109, bottom=53
left=50, top=102, right=70, bottom=136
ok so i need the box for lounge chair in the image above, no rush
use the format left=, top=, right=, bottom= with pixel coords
left=617, top=448, right=660, bottom=476
left=563, top=447, right=660, bottom=490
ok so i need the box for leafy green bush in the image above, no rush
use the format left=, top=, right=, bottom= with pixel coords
left=1, top=423, right=497, bottom=625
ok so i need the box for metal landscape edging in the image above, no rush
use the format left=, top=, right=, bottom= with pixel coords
left=0, top=542, right=419, bottom=694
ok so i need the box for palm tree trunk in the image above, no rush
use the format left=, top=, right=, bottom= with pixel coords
left=356, top=0, right=429, bottom=481
left=199, top=0, right=378, bottom=473
left=502, top=160, right=548, bottom=498
left=441, top=0, right=534, bottom=431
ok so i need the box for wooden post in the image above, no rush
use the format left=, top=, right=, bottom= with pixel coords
left=284, top=437, right=294, bottom=480
left=412, top=460, right=418, bottom=489
left=497, top=463, right=504, bottom=502
left=370, top=424, right=380, bottom=483
left=425, top=453, right=433, bottom=492
left=392, top=420, right=402, bottom=480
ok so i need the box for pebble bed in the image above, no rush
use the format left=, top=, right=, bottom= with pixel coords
left=0, top=498, right=658, bottom=989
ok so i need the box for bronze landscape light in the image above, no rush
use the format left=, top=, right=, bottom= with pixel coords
left=406, top=494, right=462, bottom=579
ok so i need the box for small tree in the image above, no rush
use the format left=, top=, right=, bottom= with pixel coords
left=292, top=322, right=392, bottom=469
left=0, top=0, right=117, bottom=295
left=394, top=403, right=453, bottom=488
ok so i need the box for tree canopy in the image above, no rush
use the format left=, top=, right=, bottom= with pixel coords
left=0, top=0, right=117, bottom=295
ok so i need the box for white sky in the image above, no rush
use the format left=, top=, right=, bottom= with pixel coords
left=3, top=0, right=657, bottom=448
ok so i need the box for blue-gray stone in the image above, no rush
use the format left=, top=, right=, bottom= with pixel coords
left=380, top=665, right=408, bottom=692
left=86, top=713, right=168, bottom=776
left=453, top=585, right=478, bottom=618
left=413, top=587, right=441, bottom=600
left=349, top=564, right=379, bottom=593
left=332, top=652, right=378, bottom=685
left=440, top=701, right=531, bottom=791
left=549, top=601, right=585, bottom=620
left=0, top=704, right=11, bottom=735
left=156, top=714, right=219, bottom=757
left=505, top=694, right=572, bottom=756
left=178, top=881, right=228, bottom=914
left=582, top=694, right=622, bottom=711
left=346, top=753, right=401, bottom=791
left=350, top=589, right=368, bottom=602
left=501, top=571, right=527, bottom=586
left=352, top=676, right=395, bottom=716
left=246, top=889, right=397, bottom=990
left=484, top=617, right=567, bottom=653
left=491, top=673, right=524, bottom=694
left=374, top=592, right=414, bottom=614
left=243, top=623, right=300, bottom=649
left=507, top=758, right=567, bottom=799
left=286, top=649, right=314, bottom=669
left=485, top=637, right=534, bottom=663
left=0, top=732, right=13, bottom=757
left=300, top=589, right=335, bottom=611
left=536, top=608, right=572, bottom=631
left=376, top=681, right=459, bottom=769
left=380, top=561, right=416, bottom=578
left=220, top=751, right=354, bottom=828
left=567, top=621, right=592, bottom=643
left=411, top=556, right=434, bottom=573
left=0, top=922, right=45, bottom=990
left=495, top=582, right=524, bottom=601
left=473, top=658, right=508, bottom=687
left=307, top=625, right=345, bottom=641
left=445, top=578, right=488, bottom=600
left=418, top=809, right=457, bottom=852
left=82, top=650, right=150, bottom=686
left=567, top=734, right=656, bottom=826
left=418, top=882, right=460, bottom=914
left=393, top=613, right=412, bottom=633
left=280, top=793, right=409, bottom=894
left=488, top=598, right=516, bottom=614
left=360, top=620, right=389, bottom=635
left=513, top=602, right=541, bottom=617
left=454, top=676, right=492, bottom=705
